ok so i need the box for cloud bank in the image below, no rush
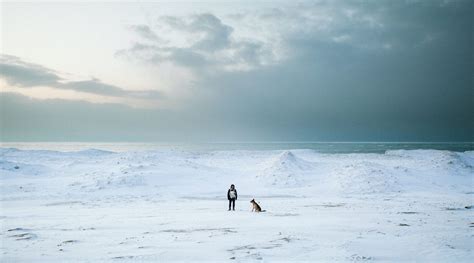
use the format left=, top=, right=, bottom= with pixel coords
left=1, top=0, right=472, bottom=141
left=0, top=55, right=162, bottom=101
left=117, top=13, right=283, bottom=72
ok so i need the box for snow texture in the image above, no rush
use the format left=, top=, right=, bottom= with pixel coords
left=1, top=148, right=473, bottom=261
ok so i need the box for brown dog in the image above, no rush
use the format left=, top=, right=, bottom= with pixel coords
left=250, top=199, right=265, bottom=212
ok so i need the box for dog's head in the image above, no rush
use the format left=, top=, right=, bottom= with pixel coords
left=250, top=199, right=255, bottom=203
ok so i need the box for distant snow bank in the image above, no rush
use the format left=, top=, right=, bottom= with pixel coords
left=1, top=148, right=473, bottom=199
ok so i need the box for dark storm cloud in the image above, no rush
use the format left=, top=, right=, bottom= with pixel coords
left=117, top=13, right=269, bottom=71
left=2, top=0, right=472, bottom=142
left=0, top=92, right=250, bottom=142
left=118, top=1, right=473, bottom=72
left=1, top=86, right=471, bottom=142
left=0, top=92, right=167, bottom=141
left=0, top=55, right=162, bottom=100
left=164, top=0, right=472, bottom=141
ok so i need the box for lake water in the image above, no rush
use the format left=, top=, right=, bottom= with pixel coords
left=0, top=142, right=472, bottom=153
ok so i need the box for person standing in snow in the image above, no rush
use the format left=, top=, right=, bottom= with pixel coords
left=227, top=184, right=238, bottom=211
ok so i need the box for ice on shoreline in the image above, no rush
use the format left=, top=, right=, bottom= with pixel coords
left=1, top=148, right=473, bottom=261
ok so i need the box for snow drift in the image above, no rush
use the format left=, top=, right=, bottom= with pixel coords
left=1, top=148, right=472, bottom=198
left=1, top=147, right=473, bottom=262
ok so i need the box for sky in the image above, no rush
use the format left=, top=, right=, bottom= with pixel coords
left=0, top=0, right=472, bottom=142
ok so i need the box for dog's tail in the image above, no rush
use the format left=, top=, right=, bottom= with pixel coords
left=261, top=210, right=266, bottom=212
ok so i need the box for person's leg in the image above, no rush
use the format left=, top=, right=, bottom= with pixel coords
left=232, top=199, right=235, bottom=210
left=228, top=200, right=231, bottom=211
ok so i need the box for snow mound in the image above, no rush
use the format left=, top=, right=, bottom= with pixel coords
left=457, top=151, right=474, bottom=168
left=1, top=147, right=472, bottom=198
left=258, top=151, right=315, bottom=187
left=331, top=161, right=401, bottom=195
left=386, top=149, right=473, bottom=177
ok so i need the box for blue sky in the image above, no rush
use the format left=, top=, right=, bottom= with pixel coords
left=1, top=0, right=472, bottom=142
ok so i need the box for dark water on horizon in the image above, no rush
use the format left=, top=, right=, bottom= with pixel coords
left=0, top=142, right=472, bottom=153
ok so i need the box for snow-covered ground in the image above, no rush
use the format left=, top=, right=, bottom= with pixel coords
left=1, top=148, right=473, bottom=262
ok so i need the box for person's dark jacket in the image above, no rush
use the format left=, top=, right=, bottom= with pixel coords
left=227, top=188, right=238, bottom=200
